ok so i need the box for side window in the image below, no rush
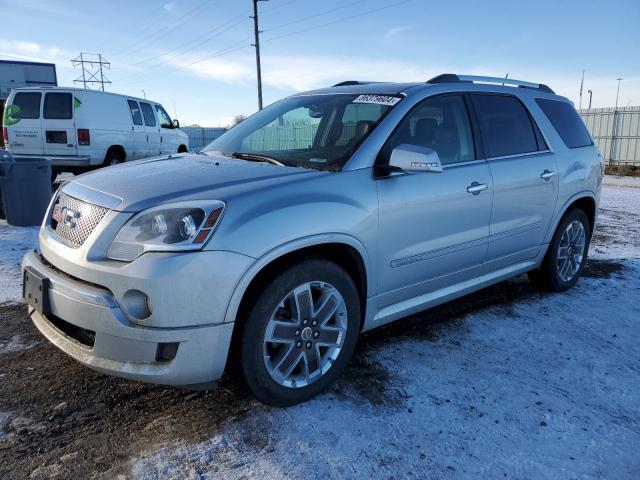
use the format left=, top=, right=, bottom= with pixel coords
left=43, top=93, right=72, bottom=119
left=127, top=100, right=143, bottom=126
left=11, top=92, right=42, bottom=119
left=471, top=94, right=539, bottom=158
left=388, top=95, right=475, bottom=165
left=535, top=98, right=592, bottom=148
left=139, top=102, right=156, bottom=127
left=155, top=105, right=172, bottom=128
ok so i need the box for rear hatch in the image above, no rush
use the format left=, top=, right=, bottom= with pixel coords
left=3, top=90, right=44, bottom=155
left=3, top=89, right=78, bottom=157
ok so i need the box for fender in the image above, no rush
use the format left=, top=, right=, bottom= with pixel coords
left=222, top=232, right=372, bottom=324
left=544, top=189, right=597, bottom=244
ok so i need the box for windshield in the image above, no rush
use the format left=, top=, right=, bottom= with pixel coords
left=202, top=93, right=401, bottom=171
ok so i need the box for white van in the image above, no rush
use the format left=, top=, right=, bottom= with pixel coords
left=2, top=87, right=189, bottom=173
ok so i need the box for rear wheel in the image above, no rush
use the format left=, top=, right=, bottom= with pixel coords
left=103, top=151, right=123, bottom=167
left=528, top=209, right=591, bottom=292
left=238, top=260, right=360, bottom=407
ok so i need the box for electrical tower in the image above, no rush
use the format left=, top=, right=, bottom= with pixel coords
left=71, top=53, right=112, bottom=91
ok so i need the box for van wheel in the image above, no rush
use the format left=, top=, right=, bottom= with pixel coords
left=104, top=151, right=123, bottom=167
left=238, top=260, right=360, bottom=407
left=528, top=209, right=591, bottom=292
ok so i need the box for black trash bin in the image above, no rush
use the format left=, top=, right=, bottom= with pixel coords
left=0, top=150, right=52, bottom=227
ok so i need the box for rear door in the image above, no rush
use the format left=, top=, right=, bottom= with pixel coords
left=42, top=91, right=77, bottom=157
left=155, top=104, right=177, bottom=154
left=4, top=91, right=44, bottom=155
left=470, top=93, right=558, bottom=269
left=127, top=99, right=147, bottom=159
left=140, top=101, right=161, bottom=156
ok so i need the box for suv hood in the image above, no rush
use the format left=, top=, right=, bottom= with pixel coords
left=65, top=153, right=323, bottom=212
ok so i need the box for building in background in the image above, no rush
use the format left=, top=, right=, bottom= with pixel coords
left=1, top=60, right=57, bottom=146
left=580, top=106, right=640, bottom=166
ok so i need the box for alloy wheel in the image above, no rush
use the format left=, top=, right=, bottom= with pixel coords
left=263, top=281, right=348, bottom=388
left=556, top=220, right=586, bottom=282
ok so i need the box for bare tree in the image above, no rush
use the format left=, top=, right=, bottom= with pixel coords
left=228, top=114, right=247, bottom=128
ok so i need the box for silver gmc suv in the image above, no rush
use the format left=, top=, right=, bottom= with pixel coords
left=22, top=74, right=603, bottom=406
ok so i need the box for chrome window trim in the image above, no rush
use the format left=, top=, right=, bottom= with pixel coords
left=486, top=149, right=552, bottom=162
left=442, top=158, right=488, bottom=169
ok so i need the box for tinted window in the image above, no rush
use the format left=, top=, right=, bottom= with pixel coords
left=140, top=102, right=156, bottom=127
left=44, top=93, right=72, bottom=119
left=128, top=100, right=143, bottom=126
left=389, top=95, right=475, bottom=165
left=155, top=105, right=172, bottom=128
left=471, top=94, right=539, bottom=158
left=10, top=92, right=41, bottom=119
left=536, top=98, right=592, bottom=148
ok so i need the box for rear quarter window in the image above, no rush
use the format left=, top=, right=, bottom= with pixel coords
left=9, top=92, right=42, bottom=119
left=44, top=92, right=72, bottom=119
left=535, top=98, right=593, bottom=148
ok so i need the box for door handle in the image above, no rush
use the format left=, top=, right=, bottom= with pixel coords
left=467, top=182, right=488, bottom=195
left=540, top=169, right=557, bottom=181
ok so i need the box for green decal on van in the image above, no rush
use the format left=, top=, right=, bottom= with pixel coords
left=3, top=104, right=22, bottom=126
left=74, top=97, right=82, bottom=108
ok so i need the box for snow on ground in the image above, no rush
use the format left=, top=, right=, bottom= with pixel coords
left=0, top=177, right=639, bottom=479
left=0, top=222, right=38, bottom=304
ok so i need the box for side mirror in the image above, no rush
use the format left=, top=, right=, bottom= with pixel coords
left=388, top=144, right=443, bottom=173
left=172, top=119, right=180, bottom=128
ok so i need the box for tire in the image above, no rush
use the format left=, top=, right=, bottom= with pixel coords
left=528, top=209, right=591, bottom=292
left=238, top=259, right=361, bottom=407
left=103, top=151, right=123, bottom=167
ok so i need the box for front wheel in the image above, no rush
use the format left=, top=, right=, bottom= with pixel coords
left=238, top=260, right=360, bottom=407
left=528, top=209, right=591, bottom=292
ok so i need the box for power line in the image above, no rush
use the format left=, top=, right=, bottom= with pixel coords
left=114, top=0, right=218, bottom=57
left=265, top=0, right=367, bottom=33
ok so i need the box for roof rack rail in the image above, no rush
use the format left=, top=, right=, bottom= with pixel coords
left=332, top=80, right=380, bottom=87
left=426, top=73, right=554, bottom=94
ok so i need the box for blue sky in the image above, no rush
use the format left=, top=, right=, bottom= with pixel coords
left=1, top=0, right=639, bottom=126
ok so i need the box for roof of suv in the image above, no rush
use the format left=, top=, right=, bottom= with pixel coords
left=292, top=74, right=559, bottom=100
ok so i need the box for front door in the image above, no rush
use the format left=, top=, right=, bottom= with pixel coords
left=42, top=91, right=77, bottom=157
left=375, top=94, right=493, bottom=308
left=470, top=93, right=559, bottom=269
left=155, top=104, right=177, bottom=154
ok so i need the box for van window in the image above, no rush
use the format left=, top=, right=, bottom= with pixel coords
left=471, top=94, right=540, bottom=158
left=10, top=92, right=41, bottom=119
left=128, top=100, right=143, bottom=126
left=535, top=98, right=593, bottom=148
left=140, top=102, right=156, bottom=127
left=44, top=93, right=72, bottom=119
left=155, top=105, right=172, bottom=128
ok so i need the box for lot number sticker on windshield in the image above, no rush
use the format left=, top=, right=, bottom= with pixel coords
left=353, top=95, right=402, bottom=106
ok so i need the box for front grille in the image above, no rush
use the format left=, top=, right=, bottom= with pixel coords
left=49, top=192, right=109, bottom=248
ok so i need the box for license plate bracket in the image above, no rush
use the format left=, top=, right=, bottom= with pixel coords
left=23, top=267, right=50, bottom=315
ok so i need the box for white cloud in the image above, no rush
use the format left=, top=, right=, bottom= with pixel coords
left=384, top=25, right=412, bottom=39
left=163, top=2, right=176, bottom=12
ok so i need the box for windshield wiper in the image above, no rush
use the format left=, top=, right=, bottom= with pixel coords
left=230, top=152, right=285, bottom=166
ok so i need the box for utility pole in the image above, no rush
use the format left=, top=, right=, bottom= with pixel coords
left=71, top=53, right=112, bottom=91
left=615, top=77, right=623, bottom=109
left=587, top=90, right=593, bottom=109
left=579, top=70, right=585, bottom=109
left=251, top=0, right=268, bottom=110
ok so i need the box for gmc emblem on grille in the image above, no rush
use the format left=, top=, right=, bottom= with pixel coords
left=54, top=206, right=81, bottom=229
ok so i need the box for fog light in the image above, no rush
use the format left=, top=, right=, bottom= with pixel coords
left=122, top=289, right=151, bottom=320
left=156, top=342, right=179, bottom=362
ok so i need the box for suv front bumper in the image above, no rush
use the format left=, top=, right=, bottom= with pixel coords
left=21, top=249, right=245, bottom=386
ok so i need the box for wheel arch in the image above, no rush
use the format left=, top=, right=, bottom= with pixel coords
left=224, top=235, right=371, bottom=331
left=104, top=145, right=126, bottom=162
left=545, top=191, right=597, bottom=243
left=177, top=144, right=188, bottom=153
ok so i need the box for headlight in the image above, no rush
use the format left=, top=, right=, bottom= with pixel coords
left=107, top=201, right=225, bottom=261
